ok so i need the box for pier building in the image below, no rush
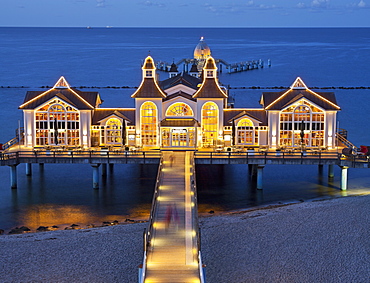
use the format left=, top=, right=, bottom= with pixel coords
left=18, top=56, right=340, bottom=152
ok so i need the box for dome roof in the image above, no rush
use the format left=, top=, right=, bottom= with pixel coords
left=193, top=37, right=211, bottom=60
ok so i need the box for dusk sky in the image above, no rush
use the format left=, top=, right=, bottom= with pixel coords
left=1, top=0, right=369, bottom=27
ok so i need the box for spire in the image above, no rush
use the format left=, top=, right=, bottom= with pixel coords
left=132, top=55, right=166, bottom=98
left=53, top=76, right=70, bottom=89
left=203, top=57, right=217, bottom=79
left=193, top=56, right=227, bottom=99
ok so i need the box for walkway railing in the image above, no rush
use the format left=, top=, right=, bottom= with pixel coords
left=336, top=132, right=358, bottom=151
left=138, top=154, right=164, bottom=283
left=2, top=127, right=24, bottom=150
left=195, top=150, right=341, bottom=162
left=0, top=150, right=161, bottom=165
left=188, top=152, right=206, bottom=282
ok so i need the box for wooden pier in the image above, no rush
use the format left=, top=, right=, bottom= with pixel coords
left=1, top=148, right=369, bottom=191
left=138, top=151, right=204, bottom=283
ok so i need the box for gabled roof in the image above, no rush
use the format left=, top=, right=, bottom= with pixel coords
left=19, top=77, right=100, bottom=110
left=163, top=91, right=196, bottom=102
left=261, top=77, right=340, bottom=111
left=92, top=108, right=135, bottom=126
left=159, top=72, right=201, bottom=91
left=224, top=109, right=267, bottom=126
left=131, top=78, right=166, bottom=98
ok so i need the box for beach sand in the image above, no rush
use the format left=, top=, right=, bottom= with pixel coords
left=1, top=195, right=369, bottom=283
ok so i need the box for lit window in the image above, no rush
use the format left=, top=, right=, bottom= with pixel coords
left=237, top=118, right=256, bottom=145
left=279, top=101, right=324, bottom=147
left=166, top=103, right=193, bottom=116
left=35, top=99, right=80, bottom=146
left=141, top=102, right=157, bottom=146
left=201, top=102, right=218, bottom=146
left=105, top=118, right=122, bottom=145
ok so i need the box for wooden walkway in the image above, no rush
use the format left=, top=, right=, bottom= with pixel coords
left=143, top=151, right=201, bottom=283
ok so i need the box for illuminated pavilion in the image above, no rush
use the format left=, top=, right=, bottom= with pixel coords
left=19, top=55, right=340, bottom=151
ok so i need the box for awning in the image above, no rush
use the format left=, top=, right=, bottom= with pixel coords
left=160, top=118, right=200, bottom=127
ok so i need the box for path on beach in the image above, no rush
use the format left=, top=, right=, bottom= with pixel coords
left=144, top=151, right=200, bottom=282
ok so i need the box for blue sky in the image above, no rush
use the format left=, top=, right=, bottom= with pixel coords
left=1, top=0, right=369, bottom=27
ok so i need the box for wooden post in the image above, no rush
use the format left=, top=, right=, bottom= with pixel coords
left=340, top=166, right=348, bottom=191
left=9, top=164, right=18, bottom=189
left=328, top=164, right=334, bottom=178
left=318, top=164, right=323, bottom=175
left=101, top=163, right=107, bottom=176
left=256, top=165, right=264, bottom=190
left=91, top=164, right=100, bottom=189
left=26, top=163, right=32, bottom=176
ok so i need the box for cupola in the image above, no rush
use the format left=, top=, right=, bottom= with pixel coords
left=193, top=37, right=211, bottom=60
left=142, top=55, right=155, bottom=79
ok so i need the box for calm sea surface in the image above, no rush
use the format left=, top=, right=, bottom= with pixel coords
left=0, top=27, right=370, bottom=231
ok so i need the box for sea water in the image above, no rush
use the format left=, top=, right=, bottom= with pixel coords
left=0, top=27, right=370, bottom=231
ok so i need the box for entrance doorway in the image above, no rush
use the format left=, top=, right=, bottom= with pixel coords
left=161, top=128, right=196, bottom=148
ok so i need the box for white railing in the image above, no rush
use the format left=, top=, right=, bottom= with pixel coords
left=138, top=155, right=164, bottom=283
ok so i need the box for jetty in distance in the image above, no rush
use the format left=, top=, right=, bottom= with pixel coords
left=155, top=37, right=270, bottom=75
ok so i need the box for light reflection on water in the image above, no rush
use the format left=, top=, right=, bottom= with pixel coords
left=1, top=160, right=370, bottom=233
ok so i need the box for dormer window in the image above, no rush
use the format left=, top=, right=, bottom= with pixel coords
left=146, top=70, right=153, bottom=77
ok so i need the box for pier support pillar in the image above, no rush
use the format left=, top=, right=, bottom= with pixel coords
left=91, top=164, right=101, bottom=190
left=248, top=164, right=257, bottom=178
left=256, top=165, right=264, bottom=190
left=318, top=164, right=323, bottom=174
left=9, top=164, right=18, bottom=189
left=101, top=163, right=107, bottom=176
left=39, top=163, right=44, bottom=169
left=26, top=163, right=32, bottom=176
left=340, top=166, right=348, bottom=191
left=328, top=164, right=334, bottom=179
left=109, top=163, right=114, bottom=172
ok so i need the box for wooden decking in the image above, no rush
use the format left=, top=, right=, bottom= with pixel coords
left=143, top=151, right=201, bottom=283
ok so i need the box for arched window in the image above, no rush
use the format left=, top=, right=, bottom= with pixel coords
left=201, top=102, right=218, bottom=146
left=165, top=102, right=193, bottom=116
left=237, top=118, right=257, bottom=145
left=105, top=118, right=122, bottom=144
left=35, top=99, right=80, bottom=146
left=141, top=102, right=158, bottom=146
left=280, top=101, right=324, bottom=147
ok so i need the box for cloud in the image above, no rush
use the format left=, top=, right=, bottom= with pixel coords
left=358, top=0, right=366, bottom=7
left=311, top=0, right=330, bottom=8
left=96, top=0, right=106, bottom=8
left=140, top=1, right=166, bottom=8
left=202, top=1, right=280, bottom=15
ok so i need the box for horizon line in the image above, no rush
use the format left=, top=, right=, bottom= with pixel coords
left=1, top=26, right=370, bottom=29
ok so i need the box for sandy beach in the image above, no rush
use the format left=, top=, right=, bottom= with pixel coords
left=1, top=195, right=369, bottom=283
